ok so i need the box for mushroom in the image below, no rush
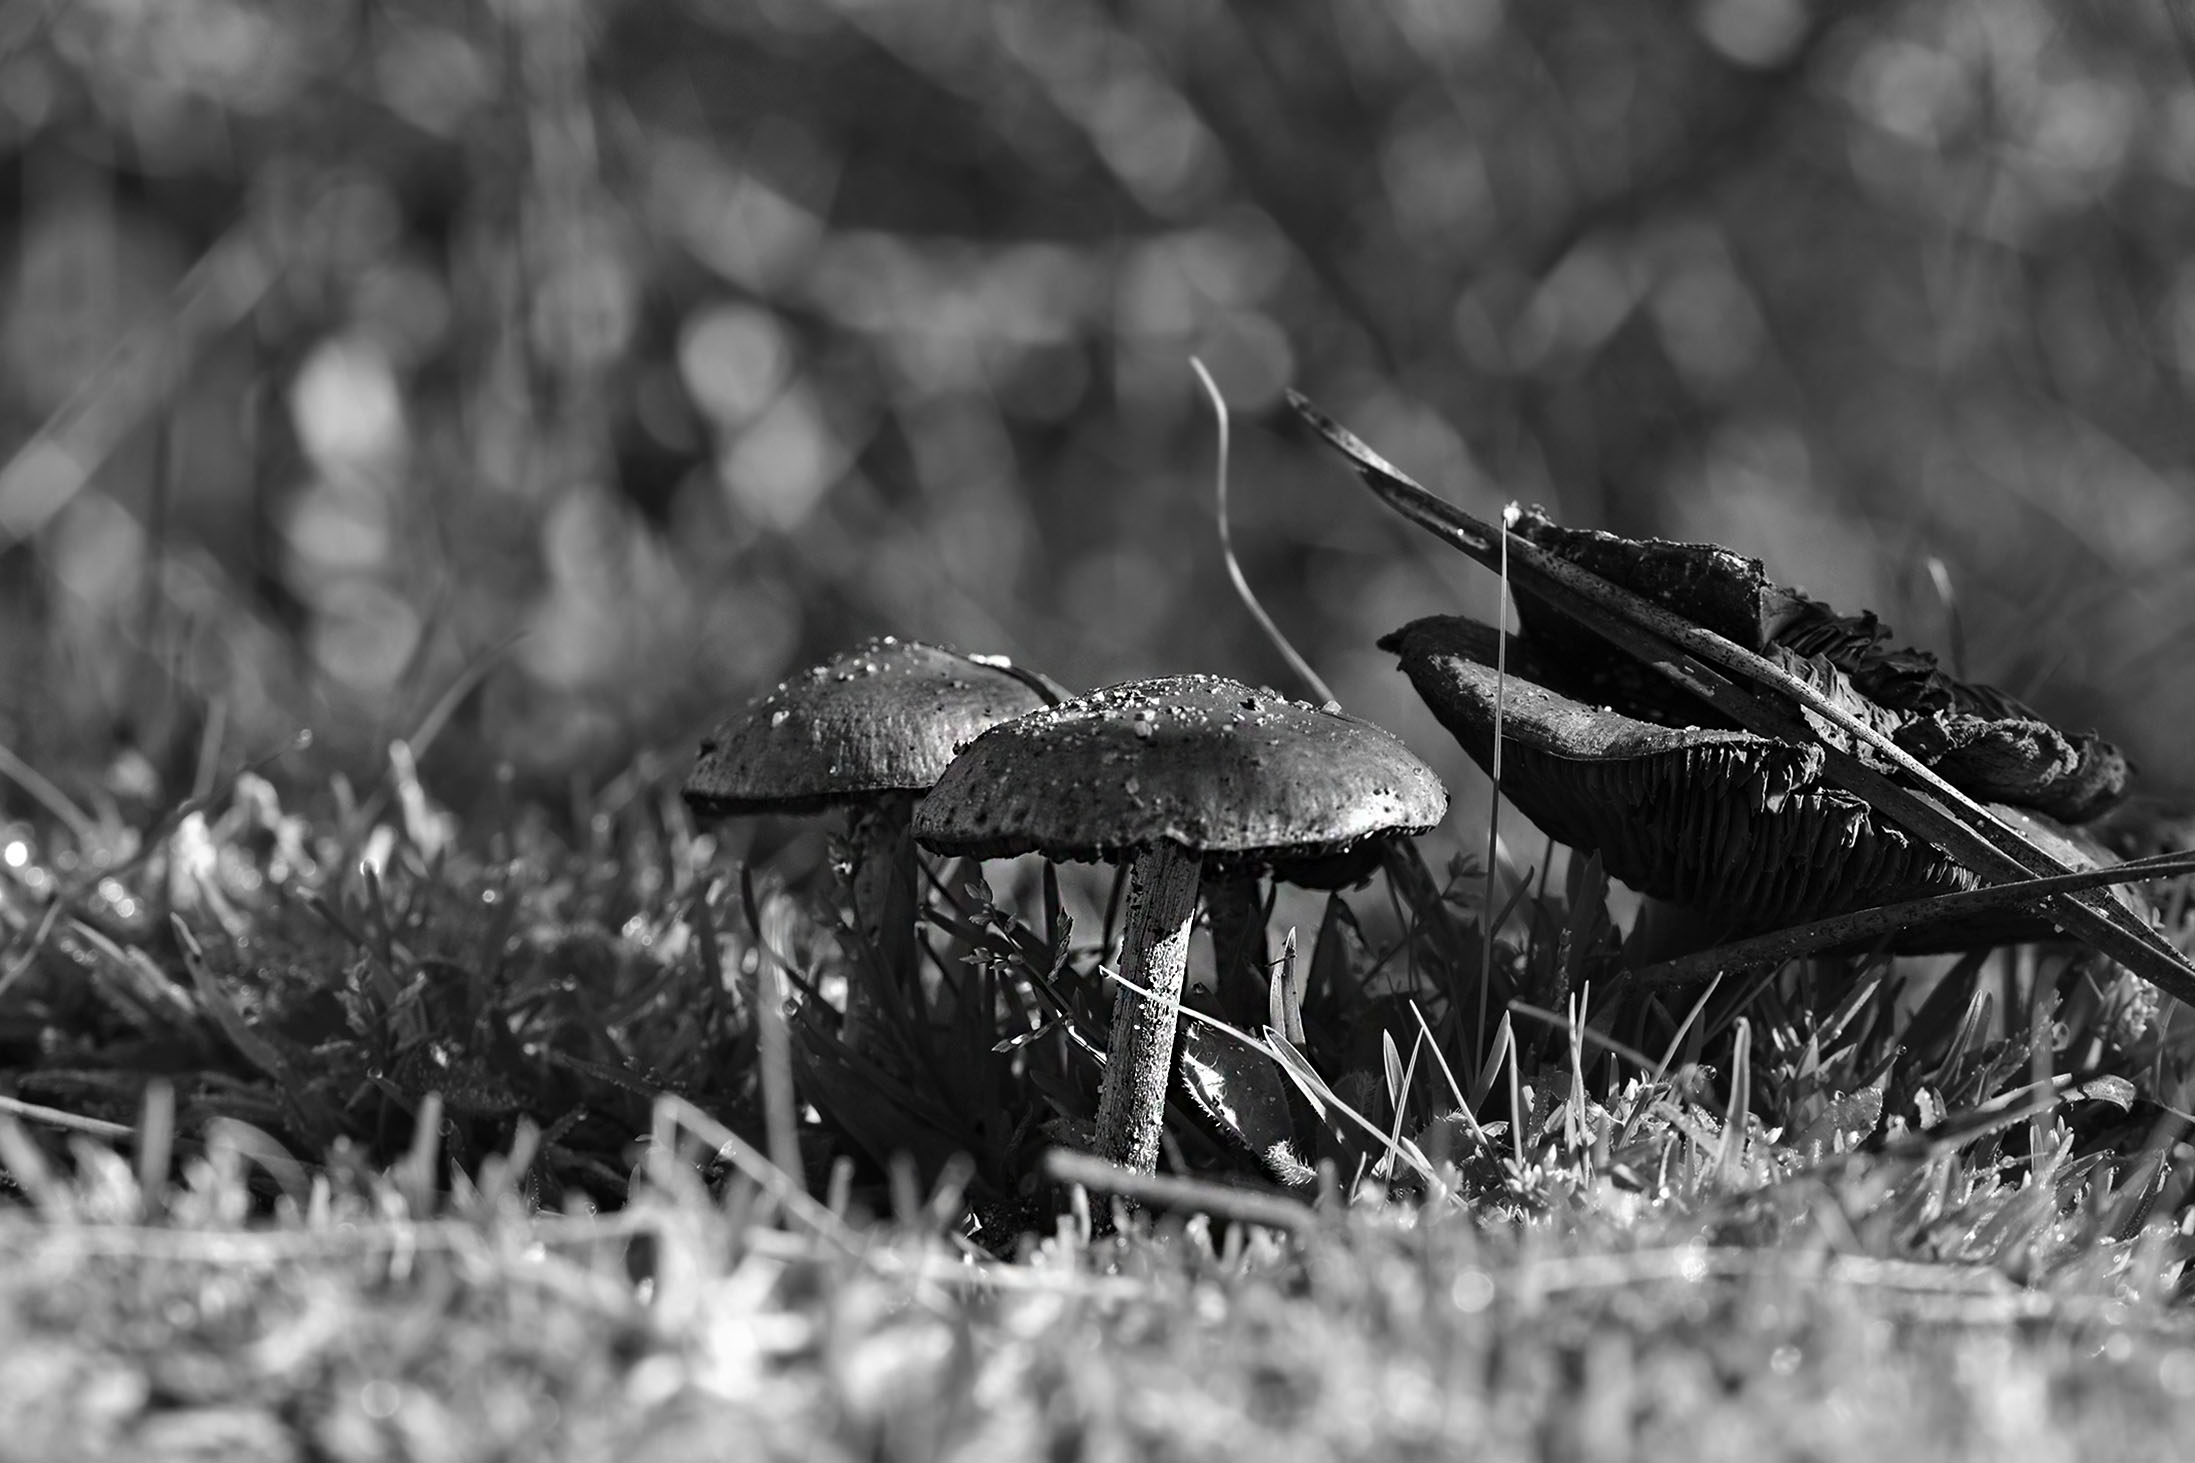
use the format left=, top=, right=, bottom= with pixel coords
left=683, top=636, right=1061, bottom=1047
left=1500, top=507, right=2131, bottom=823
left=1384, top=614, right=2141, bottom=942
left=911, top=674, right=1447, bottom=1174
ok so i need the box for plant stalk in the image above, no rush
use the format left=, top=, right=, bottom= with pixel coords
left=1094, top=843, right=1203, bottom=1174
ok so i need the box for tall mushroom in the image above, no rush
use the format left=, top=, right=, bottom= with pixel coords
left=912, top=675, right=1447, bottom=1174
left=683, top=636, right=1061, bottom=1047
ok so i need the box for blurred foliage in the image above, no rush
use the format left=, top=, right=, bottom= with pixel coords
left=3, top=0, right=2195, bottom=825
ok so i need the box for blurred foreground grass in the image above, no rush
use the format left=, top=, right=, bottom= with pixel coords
left=4, top=1121, right=2194, bottom=1463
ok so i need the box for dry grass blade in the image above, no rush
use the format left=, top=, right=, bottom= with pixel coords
left=1627, top=849, right=2195, bottom=987
left=1287, top=391, right=2195, bottom=1005
left=1041, top=1148, right=1316, bottom=1237
left=1192, top=359, right=1333, bottom=705
left=0, top=1094, right=134, bottom=1143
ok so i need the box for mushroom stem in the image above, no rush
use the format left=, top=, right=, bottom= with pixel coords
left=843, top=793, right=919, bottom=1050
left=1204, top=868, right=1270, bottom=1028
left=1094, top=842, right=1203, bottom=1174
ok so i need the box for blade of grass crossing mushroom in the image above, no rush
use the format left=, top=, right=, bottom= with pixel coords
left=1627, top=849, right=2195, bottom=989
left=1194, top=358, right=1335, bottom=707
left=1479, top=506, right=1514, bottom=1069
left=1288, top=392, right=2195, bottom=1005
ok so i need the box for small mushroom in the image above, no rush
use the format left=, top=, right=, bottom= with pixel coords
left=1384, top=615, right=2140, bottom=941
left=683, top=636, right=1060, bottom=1047
left=912, top=674, right=1447, bottom=1174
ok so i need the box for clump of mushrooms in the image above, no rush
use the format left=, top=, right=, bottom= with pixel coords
left=913, top=674, right=1446, bottom=1175
left=683, top=636, right=1062, bottom=1048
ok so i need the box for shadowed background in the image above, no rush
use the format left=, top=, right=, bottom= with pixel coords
left=2, top=0, right=2192, bottom=844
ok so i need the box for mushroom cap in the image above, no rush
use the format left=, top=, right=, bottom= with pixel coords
left=1383, top=616, right=1985, bottom=930
left=684, top=637, right=1055, bottom=818
left=912, top=674, right=1447, bottom=878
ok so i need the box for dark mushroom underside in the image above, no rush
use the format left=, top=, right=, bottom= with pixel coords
left=1383, top=615, right=1984, bottom=931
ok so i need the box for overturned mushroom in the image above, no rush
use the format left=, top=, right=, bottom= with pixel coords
left=684, top=636, right=1061, bottom=1047
left=913, top=675, right=1446, bottom=1175
left=1291, top=392, right=2191, bottom=995
left=1384, top=615, right=2138, bottom=941
left=1501, top=508, right=2131, bottom=823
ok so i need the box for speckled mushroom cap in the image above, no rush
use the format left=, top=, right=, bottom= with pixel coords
left=684, top=637, right=1057, bottom=818
left=911, top=674, right=1447, bottom=879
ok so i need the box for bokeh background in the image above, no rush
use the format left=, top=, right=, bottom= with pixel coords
left=4, top=0, right=2194, bottom=836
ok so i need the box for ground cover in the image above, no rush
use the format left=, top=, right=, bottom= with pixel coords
left=2, top=740, right=2194, bottom=1460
